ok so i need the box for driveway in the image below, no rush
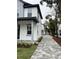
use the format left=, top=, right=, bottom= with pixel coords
left=31, top=35, right=61, bottom=59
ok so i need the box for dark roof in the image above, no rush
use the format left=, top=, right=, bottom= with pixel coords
left=20, top=0, right=32, bottom=6
left=19, top=0, right=43, bottom=19
left=17, top=17, right=38, bottom=23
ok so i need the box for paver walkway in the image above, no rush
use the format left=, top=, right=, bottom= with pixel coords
left=31, top=35, right=61, bottom=59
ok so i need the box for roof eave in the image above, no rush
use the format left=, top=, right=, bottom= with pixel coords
left=17, top=17, right=39, bottom=23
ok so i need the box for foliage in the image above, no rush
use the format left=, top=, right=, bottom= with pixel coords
left=34, top=36, right=43, bottom=45
left=40, top=0, right=61, bottom=37
left=34, top=42, right=38, bottom=45
left=44, top=18, right=58, bottom=36
left=48, top=19, right=56, bottom=36
left=36, top=36, right=43, bottom=42
left=17, top=43, right=32, bottom=48
left=40, top=0, right=61, bottom=17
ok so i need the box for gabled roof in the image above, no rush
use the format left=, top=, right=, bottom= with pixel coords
left=19, top=0, right=43, bottom=19
left=19, top=0, right=32, bottom=6
left=24, top=4, right=43, bottom=19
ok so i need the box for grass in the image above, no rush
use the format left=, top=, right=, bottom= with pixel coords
left=17, top=45, right=37, bottom=59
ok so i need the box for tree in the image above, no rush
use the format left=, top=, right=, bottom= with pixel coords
left=40, top=0, right=61, bottom=18
left=48, top=19, right=56, bottom=36
left=44, top=18, right=57, bottom=36
left=40, top=0, right=61, bottom=37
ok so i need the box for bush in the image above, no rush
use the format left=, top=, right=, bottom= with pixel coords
left=36, top=36, right=43, bottom=42
left=34, top=42, right=39, bottom=45
left=24, top=43, right=32, bottom=48
left=17, top=43, right=22, bottom=47
left=17, top=43, right=32, bottom=48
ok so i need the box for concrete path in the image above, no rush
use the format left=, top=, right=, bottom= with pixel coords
left=31, top=35, right=61, bottom=59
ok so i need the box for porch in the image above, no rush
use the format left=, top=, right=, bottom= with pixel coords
left=17, top=17, right=38, bottom=41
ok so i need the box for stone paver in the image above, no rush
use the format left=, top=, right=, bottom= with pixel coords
left=31, top=35, right=61, bottom=59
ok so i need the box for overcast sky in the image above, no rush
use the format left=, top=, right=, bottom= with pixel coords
left=23, top=0, right=55, bottom=23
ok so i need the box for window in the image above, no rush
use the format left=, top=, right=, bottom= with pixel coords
left=28, top=8, right=32, bottom=17
left=28, top=13, right=32, bottom=17
left=17, top=13, right=19, bottom=17
left=27, top=24, right=31, bottom=35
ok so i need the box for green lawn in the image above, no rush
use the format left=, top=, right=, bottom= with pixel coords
left=17, top=45, right=37, bottom=59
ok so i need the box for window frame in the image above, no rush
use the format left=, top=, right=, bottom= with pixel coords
left=17, top=13, right=19, bottom=17
left=27, top=8, right=32, bottom=17
left=27, top=24, right=31, bottom=35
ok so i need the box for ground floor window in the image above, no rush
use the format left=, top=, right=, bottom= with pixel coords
left=27, top=24, right=31, bottom=35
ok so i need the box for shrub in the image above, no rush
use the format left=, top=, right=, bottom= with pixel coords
left=34, top=42, right=38, bottom=45
left=17, top=43, right=22, bottom=47
left=17, top=43, right=32, bottom=48
left=24, top=43, right=32, bottom=48
left=36, top=36, right=43, bottom=42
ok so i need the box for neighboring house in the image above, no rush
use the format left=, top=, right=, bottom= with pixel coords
left=17, top=0, right=43, bottom=42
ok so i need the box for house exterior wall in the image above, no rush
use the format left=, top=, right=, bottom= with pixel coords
left=17, top=0, right=43, bottom=41
left=18, top=21, right=32, bottom=40
left=32, top=21, right=42, bottom=41
left=24, top=7, right=38, bottom=17
left=23, top=7, right=42, bottom=40
left=17, top=0, right=24, bottom=17
left=33, top=22, right=38, bottom=41
left=37, top=23, right=42, bottom=38
left=17, top=20, right=39, bottom=41
left=24, top=7, right=42, bottom=22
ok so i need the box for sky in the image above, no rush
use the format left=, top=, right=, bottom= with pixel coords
left=23, top=0, right=55, bottom=23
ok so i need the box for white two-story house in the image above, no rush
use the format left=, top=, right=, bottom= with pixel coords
left=17, top=0, right=43, bottom=42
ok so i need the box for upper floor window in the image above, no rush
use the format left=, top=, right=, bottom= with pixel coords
left=28, top=8, right=32, bottom=17
left=28, top=13, right=32, bottom=17
left=17, top=13, right=19, bottom=17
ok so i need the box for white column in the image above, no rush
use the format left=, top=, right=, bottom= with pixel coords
left=31, top=21, right=34, bottom=43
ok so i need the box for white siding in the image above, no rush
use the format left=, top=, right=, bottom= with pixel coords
left=17, top=0, right=42, bottom=41
left=37, top=23, right=42, bottom=38
left=24, top=7, right=38, bottom=17
left=17, top=20, right=42, bottom=41
left=17, top=20, right=39, bottom=41
left=33, top=22, right=38, bottom=41
left=32, top=7, right=38, bottom=17
left=17, top=0, right=24, bottom=17
left=24, top=8, right=28, bottom=17
left=18, top=21, right=32, bottom=40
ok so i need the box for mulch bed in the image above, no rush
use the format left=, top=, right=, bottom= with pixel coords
left=53, top=36, right=61, bottom=46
